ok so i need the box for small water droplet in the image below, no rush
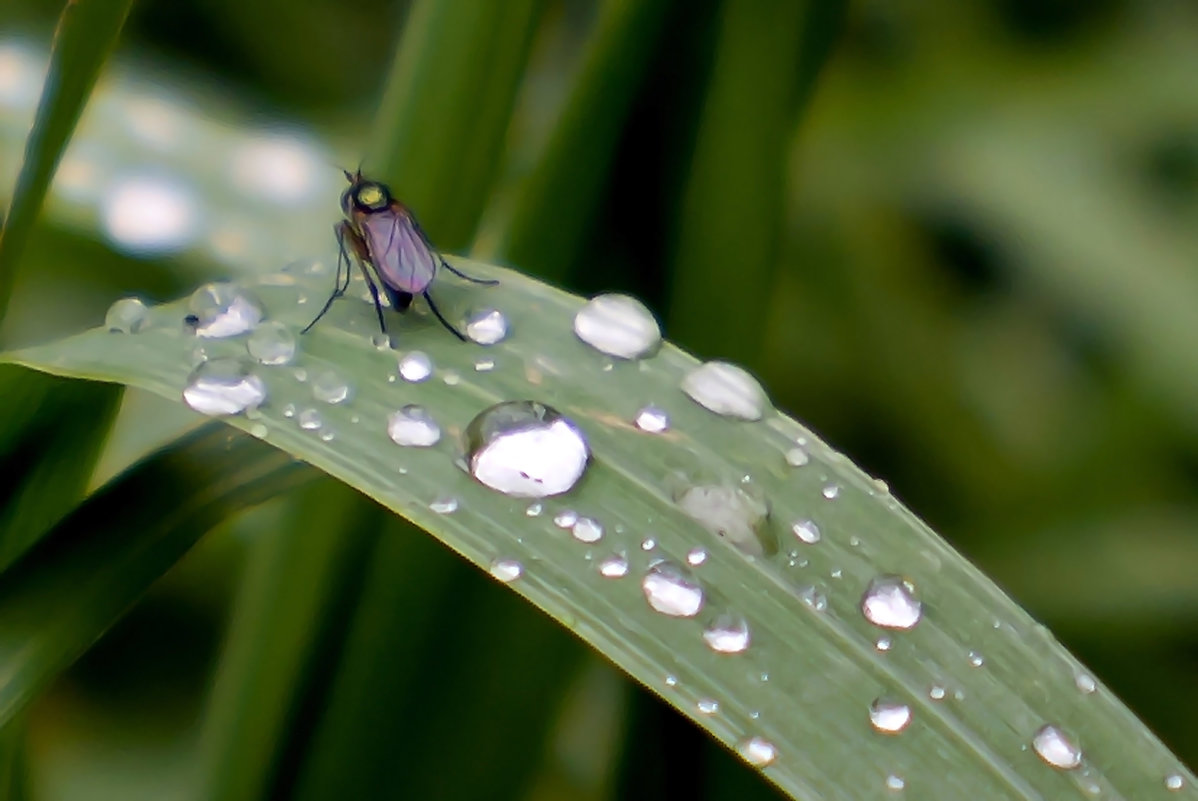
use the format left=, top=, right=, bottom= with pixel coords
left=634, top=405, right=670, bottom=433
left=686, top=547, right=708, bottom=566
left=312, top=370, right=351, bottom=404
left=297, top=408, right=323, bottom=430
left=1075, top=673, right=1096, bottom=694
left=885, top=774, right=905, bottom=791
left=525, top=502, right=544, bottom=517
left=398, top=351, right=434, bottom=382
left=430, top=496, right=459, bottom=514
left=553, top=509, right=579, bottom=529
left=736, top=736, right=776, bottom=767
left=443, top=370, right=461, bottom=386
left=319, top=430, right=335, bottom=442
left=293, top=368, right=308, bottom=382
left=642, top=561, right=704, bottom=617
left=796, top=585, right=827, bottom=611
left=490, top=558, right=523, bottom=583
left=250, top=422, right=268, bottom=439
left=281, top=403, right=296, bottom=418
left=664, top=675, right=677, bottom=687
left=187, top=283, right=264, bottom=338
left=598, top=554, right=629, bottom=578
left=1032, top=724, right=1082, bottom=770
left=105, top=297, right=148, bottom=333
left=572, top=517, right=603, bottom=544
left=465, top=401, right=590, bottom=498
left=876, top=637, right=892, bottom=652
left=371, top=333, right=392, bottom=350
left=791, top=519, right=821, bottom=544
left=474, top=358, right=495, bottom=372
left=967, top=650, right=984, bottom=667
left=246, top=320, right=297, bottom=365
left=869, top=698, right=912, bottom=734
left=696, top=699, right=719, bottom=715
left=465, top=308, right=509, bottom=345
left=702, top=613, right=750, bottom=654
left=387, top=405, right=441, bottom=447
left=182, top=358, right=266, bottom=416
left=861, top=575, right=923, bottom=630
left=675, top=484, right=773, bottom=556
left=641, top=538, right=656, bottom=551
left=1165, top=773, right=1185, bottom=791
left=785, top=446, right=810, bottom=467
left=573, top=293, right=661, bottom=359
left=929, top=685, right=946, bottom=700
left=681, top=361, right=767, bottom=421
left=821, top=483, right=840, bottom=500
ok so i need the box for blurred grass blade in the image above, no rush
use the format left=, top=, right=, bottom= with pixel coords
left=0, top=0, right=136, bottom=321
left=197, top=479, right=380, bottom=801
left=3, top=259, right=1194, bottom=799
left=668, top=0, right=842, bottom=363
left=368, top=0, right=546, bottom=249
left=0, top=421, right=314, bottom=726
left=500, top=0, right=672, bottom=283
left=0, top=717, right=28, bottom=801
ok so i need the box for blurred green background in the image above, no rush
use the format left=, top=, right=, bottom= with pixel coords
left=3, top=0, right=1198, bottom=798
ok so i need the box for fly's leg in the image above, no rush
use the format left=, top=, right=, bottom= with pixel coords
left=302, top=222, right=355, bottom=334
left=440, top=257, right=499, bottom=286
left=422, top=291, right=468, bottom=341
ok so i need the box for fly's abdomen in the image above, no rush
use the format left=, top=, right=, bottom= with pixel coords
left=361, top=211, right=437, bottom=294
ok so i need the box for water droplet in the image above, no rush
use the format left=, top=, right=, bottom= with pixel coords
left=791, top=519, right=821, bottom=544
left=572, top=516, right=603, bottom=544
left=929, top=685, right=946, bottom=700
left=598, top=554, right=629, bottom=578
left=474, top=358, right=495, bottom=372
left=182, top=358, right=266, bottom=416
left=398, top=351, right=434, bottom=382
left=105, top=297, right=148, bottom=333
left=246, top=320, right=296, bottom=365
left=736, top=736, right=776, bottom=767
left=293, top=368, right=308, bottom=382
left=641, top=561, right=704, bottom=617
left=861, top=575, right=923, bottom=630
left=312, top=370, right=351, bottom=404
left=319, top=430, right=335, bottom=442
left=250, top=422, right=268, bottom=439
left=821, top=483, right=840, bottom=500
left=465, top=308, right=509, bottom=345
left=634, top=405, right=670, bottom=433
left=869, top=698, right=912, bottom=733
left=1032, top=724, right=1082, bottom=770
left=388, top=405, right=441, bottom=447
left=675, top=484, right=773, bottom=556
left=187, top=285, right=264, bottom=340
left=1075, top=673, right=1096, bottom=694
left=465, top=401, right=590, bottom=498
left=281, top=403, right=296, bottom=418
left=797, top=585, right=827, bottom=611
left=553, top=509, right=579, bottom=529
left=885, top=774, right=905, bottom=791
left=371, top=333, right=392, bottom=350
left=524, top=502, right=543, bottom=517
left=875, top=637, right=892, bottom=652
left=430, top=496, right=459, bottom=514
left=785, top=446, right=810, bottom=467
left=573, top=293, right=661, bottom=359
left=696, top=699, right=719, bottom=715
left=702, top=613, right=750, bottom=654
left=686, top=547, right=708, bottom=566
left=664, top=675, right=677, bottom=687
left=1165, top=773, right=1185, bottom=791
left=681, top=361, right=767, bottom=421
left=640, top=537, right=656, bottom=551
left=490, top=558, right=523, bottom=583
left=297, top=408, right=323, bottom=430
left=967, top=650, right=984, bottom=668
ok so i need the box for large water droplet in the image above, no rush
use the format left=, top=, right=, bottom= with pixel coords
left=573, top=293, right=661, bottom=359
left=641, top=561, right=704, bottom=617
left=465, top=308, right=509, bottom=345
left=246, top=320, right=296, bottom=365
left=188, top=283, right=264, bottom=338
left=398, top=351, right=433, bottom=382
left=674, top=484, right=774, bottom=556
left=736, top=736, right=777, bottom=767
left=465, top=401, right=590, bottom=498
left=388, top=405, right=441, bottom=447
left=312, top=369, right=351, bottom=404
left=182, top=358, right=266, bottom=416
left=1074, top=673, right=1096, bottom=694
left=861, top=575, right=923, bottom=630
left=703, top=613, right=751, bottom=654
left=1165, top=773, right=1185, bottom=791
left=490, top=558, right=523, bottom=583
left=1032, top=724, right=1082, bottom=770
left=791, top=519, right=821, bottom=544
left=869, top=698, right=912, bottom=734
left=105, top=297, right=148, bottom=333
left=681, top=361, right=767, bottom=421
left=634, top=405, right=670, bottom=433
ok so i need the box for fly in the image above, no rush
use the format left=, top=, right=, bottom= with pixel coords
left=302, top=170, right=497, bottom=340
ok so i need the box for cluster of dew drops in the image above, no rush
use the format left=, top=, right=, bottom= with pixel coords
left=102, top=276, right=1190, bottom=795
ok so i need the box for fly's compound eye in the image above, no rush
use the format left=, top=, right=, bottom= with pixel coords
left=354, top=182, right=390, bottom=212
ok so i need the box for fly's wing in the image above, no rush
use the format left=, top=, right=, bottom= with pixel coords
left=358, top=206, right=438, bottom=294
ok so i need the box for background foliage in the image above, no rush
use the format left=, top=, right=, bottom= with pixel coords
left=2, top=0, right=1198, bottom=798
